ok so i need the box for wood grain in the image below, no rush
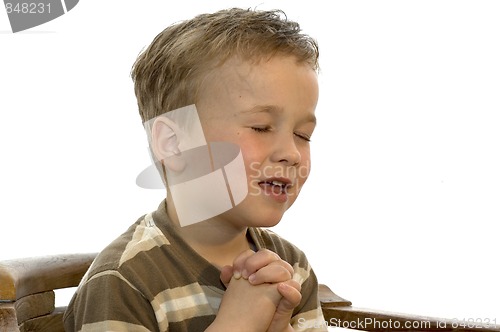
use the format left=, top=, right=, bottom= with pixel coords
left=0, top=253, right=96, bottom=301
left=318, top=283, right=352, bottom=307
left=15, top=291, right=55, bottom=324
left=19, top=307, right=65, bottom=332
left=0, top=302, right=19, bottom=332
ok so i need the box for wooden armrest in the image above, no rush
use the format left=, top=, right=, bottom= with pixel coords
left=0, top=253, right=97, bottom=301
left=318, top=284, right=352, bottom=307
left=19, top=306, right=66, bottom=332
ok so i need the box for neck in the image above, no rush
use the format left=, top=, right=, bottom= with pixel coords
left=166, top=197, right=251, bottom=268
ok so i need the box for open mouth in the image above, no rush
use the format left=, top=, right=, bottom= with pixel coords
left=257, top=179, right=292, bottom=197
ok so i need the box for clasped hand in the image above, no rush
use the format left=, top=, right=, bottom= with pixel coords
left=212, top=249, right=302, bottom=332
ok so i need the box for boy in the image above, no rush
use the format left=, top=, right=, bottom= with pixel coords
left=64, top=7, right=327, bottom=332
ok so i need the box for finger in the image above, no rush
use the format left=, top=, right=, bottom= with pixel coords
left=266, top=282, right=302, bottom=332
left=219, top=265, right=233, bottom=287
left=248, top=262, right=293, bottom=285
left=276, top=280, right=302, bottom=310
left=252, top=258, right=294, bottom=280
left=231, top=249, right=255, bottom=279
left=240, top=249, right=281, bottom=279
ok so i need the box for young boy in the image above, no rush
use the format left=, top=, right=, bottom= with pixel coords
left=64, top=8, right=327, bottom=332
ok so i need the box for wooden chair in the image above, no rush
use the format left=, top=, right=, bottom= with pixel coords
left=1, top=253, right=498, bottom=331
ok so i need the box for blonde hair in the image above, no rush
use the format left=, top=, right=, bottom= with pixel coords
left=131, top=7, right=320, bottom=124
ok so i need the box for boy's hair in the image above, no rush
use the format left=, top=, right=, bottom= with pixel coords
left=131, top=7, right=319, bottom=124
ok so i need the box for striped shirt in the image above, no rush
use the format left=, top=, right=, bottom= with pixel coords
left=63, top=200, right=327, bottom=331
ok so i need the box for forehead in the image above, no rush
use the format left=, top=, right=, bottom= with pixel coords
left=197, top=55, right=319, bottom=116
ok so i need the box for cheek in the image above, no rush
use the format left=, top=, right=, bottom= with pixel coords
left=238, top=137, right=265, bottom=164
left=298, top=149, right=312, bottom=180
left=295, top=164, right=311, bottom=189
left=242, top=149, right=263, bottom=180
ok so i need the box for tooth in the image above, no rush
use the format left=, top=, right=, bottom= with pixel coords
left=271, top=180, right=284, bottom=186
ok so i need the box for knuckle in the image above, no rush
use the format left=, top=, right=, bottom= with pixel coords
left=277, top=267, right=292, bottom=280
left=275, top=260, right=293, bottom=276
left=259, top=249, right=280, bottom=260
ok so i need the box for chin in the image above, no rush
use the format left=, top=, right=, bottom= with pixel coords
left=229, top=194, right=292, bottom=228
left=251, top=209, right=287, bottom=228
left=256, top=218, right=282, bottom=228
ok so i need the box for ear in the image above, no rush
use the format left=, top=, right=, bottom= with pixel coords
left=151, top=117, right=185, bottom=172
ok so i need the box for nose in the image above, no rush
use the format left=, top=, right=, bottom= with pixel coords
left=270, top=134, right=301, bottom=166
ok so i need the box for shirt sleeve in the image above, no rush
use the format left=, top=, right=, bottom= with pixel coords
left=290, top=265, right=329, bottom=331
left=63, top=269, right=160, bottom=332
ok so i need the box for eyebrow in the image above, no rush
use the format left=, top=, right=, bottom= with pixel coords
left=241, top=105, right=316, bottom=124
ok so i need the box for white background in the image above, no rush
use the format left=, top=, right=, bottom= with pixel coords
left=1, top=0, right=499, bottom=326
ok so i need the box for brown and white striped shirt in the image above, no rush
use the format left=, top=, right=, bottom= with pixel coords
left=63, top=200, right=327, bottom=331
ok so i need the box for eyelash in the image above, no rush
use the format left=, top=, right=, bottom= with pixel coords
left=251, top=127, right=311, bottom=142
left=295, top=133, right=311, bottom=142
left=251, top=127, right=270, bottom=133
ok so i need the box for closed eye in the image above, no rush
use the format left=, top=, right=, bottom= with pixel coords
left=251, top=126, right=271, bottom=133
left=295, top=132, right=311, bottom=142
left=252, top=126, right=311, bottom=142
